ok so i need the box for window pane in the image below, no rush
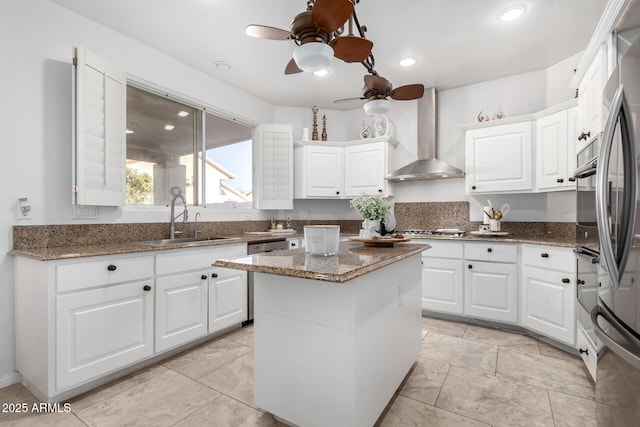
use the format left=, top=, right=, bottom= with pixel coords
left=126, top=85, right=199, bottom=205
left=204, top=112, right=253, bottom=205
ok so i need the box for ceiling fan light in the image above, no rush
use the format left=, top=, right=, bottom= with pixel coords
left=363, top=99, right=391, bottom=116
left=293, top=42, right=333, bottom=72
left=398, top=56, right=417, bottom=67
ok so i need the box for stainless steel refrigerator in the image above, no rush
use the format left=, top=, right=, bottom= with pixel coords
left=593, top=23, right=640, bottom=426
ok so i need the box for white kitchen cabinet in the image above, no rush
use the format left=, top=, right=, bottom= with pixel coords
left=293, top=137, right=396, bottom=199
left=520, top=245, right=576, bottom=345
left=577, top=46, right=606, bottom=143
left=420, top=241, right=464, bottom=314
left=344, top=141, right=393, bottom=197
left=464, top=243, right=518, bottom=323
left=287, top=236, right=305, bottom=249
left=155, top=270, right=208, bottom=353
left=253, top=124, right=293, bottom=210
left=535, top=106, right=579, bottom=191
left=209, top=267, right=248, bottom=333
left=56, top=279, right=154, bottom=390
left=294, top=144, right=343, bottom=198
left=465, top=121, right=533, bottom=194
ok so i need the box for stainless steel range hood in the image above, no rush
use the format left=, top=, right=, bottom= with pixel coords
left=385, top=87, right=464, bottom=181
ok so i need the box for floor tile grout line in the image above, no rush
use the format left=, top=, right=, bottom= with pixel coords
left=431, top=362, right=452, bottom=408
left=546, top=389, right=559, bottom=427
left=169, top=392, right=224, bottom=426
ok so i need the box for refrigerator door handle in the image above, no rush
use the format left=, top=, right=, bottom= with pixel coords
left=571, top=159, right=598, bottom=179
left=590, top=304, right=640, bottom=370
left=596, top=84, right=637, bottom=288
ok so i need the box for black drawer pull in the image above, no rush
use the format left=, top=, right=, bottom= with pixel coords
left=556, top=178, right=564, bottom=183
left=201, top=274, right=207, bottom=280
left=471, top=185, right=477, bottom=190
left=579, top=348, right=589, bottom=355
left=468, top=264, right=473, bottom=269
left=107, top=264, right=117, bottom=271
left=336, top=191, right=340, bottom=195
left=211, top=273, right=218, bottom=278
left=378, top=189, right=383, bottom=193
left=487, top=248, right=492, bottom=253
left=143, top=285, right=151, bottom=292
left=568, top=177, right=576, bottom=182
left=562, top=278, right=570, bottom=284
left=577, top=279, right=585, bottom=285
left=541, top=253, right=549, bottom=258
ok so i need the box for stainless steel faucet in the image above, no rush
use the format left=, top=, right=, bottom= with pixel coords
left=194, top=212, right=201, bottom=238
left=169, top=193, right=188, bottom=239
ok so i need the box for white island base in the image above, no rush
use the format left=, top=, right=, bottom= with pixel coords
left=253, top=254, right=422, bottom=427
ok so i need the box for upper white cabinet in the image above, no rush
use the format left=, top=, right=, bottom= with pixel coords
left=535, top=106, right=579, bottom=191
left=253, top=124, right=294, bottom=210
left=73, top=46, right=127, bottom=207
left=294, top=136, right=396, bottom=199
left=465, top=121, right=533, bottom=194
left=577, top=46, right=606, bottom=143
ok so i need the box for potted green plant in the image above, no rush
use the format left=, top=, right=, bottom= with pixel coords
left=350, top=194, right=392, bottom=238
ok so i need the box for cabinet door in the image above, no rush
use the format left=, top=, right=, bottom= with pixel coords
left=56, top=280, right=153, bottom=390
left=155, top=271, right=208, bottom=353
left=464, top=261, right=518, bottom=323
left=253, top=124, right=293, bottom=210
left=578, top=47, right=605, bottom=138
left=465, top=122, right=532, bottom=194
left=421, top=257, right=464, bottom=314
left=344, top=142, right=387, bottom=197
left=521, top=266, right=576, bottom=345
left=295, top=145, right=343, bottom=198
left=209, top=267, right=247, bottom=334
left=536, top=110, right=569, bottom=191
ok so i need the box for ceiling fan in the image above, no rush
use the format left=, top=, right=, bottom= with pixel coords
left=245, top=0, right=373, bottom=74
left=336, top=73, right=425, bottom=115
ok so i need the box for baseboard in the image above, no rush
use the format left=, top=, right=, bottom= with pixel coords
left=0, top=371, right=22, bottom=389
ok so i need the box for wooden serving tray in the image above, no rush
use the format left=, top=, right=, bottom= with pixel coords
left=348, top=237, right=411, bottom=247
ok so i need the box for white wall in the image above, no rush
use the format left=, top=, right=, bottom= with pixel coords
left=0, top=0, right=276, bottom=385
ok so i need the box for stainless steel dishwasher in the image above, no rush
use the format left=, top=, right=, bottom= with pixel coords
left=245, top=240, right=289, bottom=324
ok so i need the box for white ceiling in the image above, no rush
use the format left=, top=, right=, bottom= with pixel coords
left=51, top=0, right=607, bottom=110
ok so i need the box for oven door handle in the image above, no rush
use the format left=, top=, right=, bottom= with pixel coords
left=571, top=159, right=598, bottom=179
left=590, top=304, right=640, bottom=370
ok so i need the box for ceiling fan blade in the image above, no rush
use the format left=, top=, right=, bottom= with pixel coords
left=311, top=0, right=354, bottom=33
left=390, top=84, right=425, bottom=100
left=285, top=58, right=303, bottom=75
left=245, top=24, right=292, bottom=40
left=330, top=36, right=373, bottom=63
left=364, top=74, right=392, bottom=95
left=334, top=96, right=366, bottom=104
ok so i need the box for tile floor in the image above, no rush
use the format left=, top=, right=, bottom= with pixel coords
left=0, top=316, right=597, bottom=426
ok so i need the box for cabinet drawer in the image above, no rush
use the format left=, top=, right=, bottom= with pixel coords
left=464, top=243, right=517, bottom=263
left=522, top=245, right=575, bottom=271
left=156, top=243, right=247, bottom=276
left=576, top=324, right=597, bottom=382
left=421, top=240, right=463, bottom=259
left=57, top=255, right=154, bottom=293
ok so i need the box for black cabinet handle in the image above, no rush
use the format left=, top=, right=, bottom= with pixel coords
left=568, top=177, right=576, bottom=182
left=579, top=348, right=589, bottom=355
left=541, top=253, right=549, bottom=258
left=291, top=242, right=297, bottom=247
left=468, top=264, right=473, bottom=269
left=577, top=279, right=586, bottom=285
left=556, top=178, right=564, bottom=183
left=578, top=131, right=591, bottom=141
left=562, top=278, right=570, bottom=284
left=211, top=273, right=218, bottom=278
left=201, top=274, right=207, bottom=280
left=378, top=189, right=383, bottom=193
left=107, top=264, right=117, bottom=271
left=487, top=248, right=492, bottom=253
left=471, top=185, right=477, bottom=190
left=336, top=191, right=340, bottom=195
left=143, top=285, right=151, bottom=292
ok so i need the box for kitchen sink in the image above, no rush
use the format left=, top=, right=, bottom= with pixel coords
left=137, top=236, right=240, bottom=246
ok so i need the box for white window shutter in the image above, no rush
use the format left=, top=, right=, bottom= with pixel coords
left=74, top=46, right=126, bottom=206
left=253, top=124, right=293, bottom=210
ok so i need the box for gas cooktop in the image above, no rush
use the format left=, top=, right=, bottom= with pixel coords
left=394, top=229, right=466, bottom=238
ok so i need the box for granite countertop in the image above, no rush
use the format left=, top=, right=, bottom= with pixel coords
left=407, top=234, right=576, bottom=248
left=214, top=242, right=429, bottom=283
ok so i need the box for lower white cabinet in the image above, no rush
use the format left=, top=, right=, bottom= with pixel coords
left=420, top=241, right=464, bottom=314
left=155, top=270, right=208, bottom=353
left=209, top=267, right=247, bottom=332
left=56, top=279, right=154, bottom=391
left=520, top=245, right=576, bottom=345
left=465, top=260, right=518, bottom=323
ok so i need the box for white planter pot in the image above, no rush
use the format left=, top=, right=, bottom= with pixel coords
left=360, top=219, right=381, bottom=239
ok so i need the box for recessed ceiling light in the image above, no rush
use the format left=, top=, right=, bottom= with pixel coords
left=398, top=56, right=417, bottom=67
left=126, top=129, right=134, bottom=134
left=313, top=68, right=329, bottom=77
left=164, top=124, right=175, bottom=131
left=498, top=5, right=526, bottom=22
left=213, top=61, right=231, bottom=71
left=177, top=110, right=190, bottom=117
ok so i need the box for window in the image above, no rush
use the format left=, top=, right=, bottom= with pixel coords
left=125, top=85, right=253, bottom=207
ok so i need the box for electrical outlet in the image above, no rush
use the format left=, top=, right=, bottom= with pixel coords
left=17, top=197, right=32, bottom=220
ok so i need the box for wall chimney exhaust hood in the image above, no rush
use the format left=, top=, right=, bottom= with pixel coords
left=385, top=88, right=464, bottom=181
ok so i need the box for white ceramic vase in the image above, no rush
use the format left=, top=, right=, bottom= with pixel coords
left=360, top=219, right=381, bottom=239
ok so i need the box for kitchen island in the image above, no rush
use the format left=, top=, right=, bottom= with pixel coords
left=214, top=241, right=428, bottom=427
